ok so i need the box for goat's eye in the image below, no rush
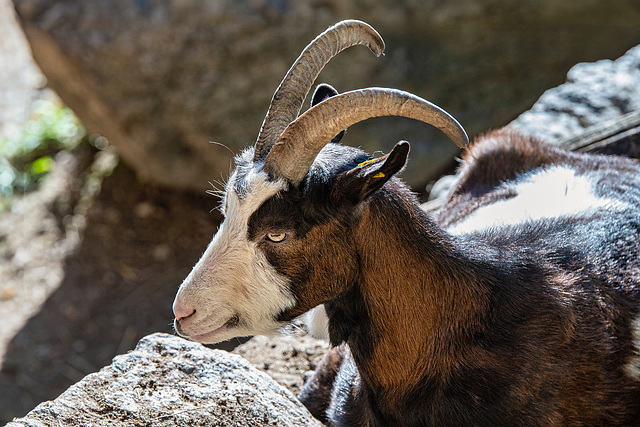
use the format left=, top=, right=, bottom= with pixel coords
left=266, top=232, right=287, bottom=243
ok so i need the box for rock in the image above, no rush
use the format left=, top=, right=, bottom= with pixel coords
left=11, top=0, right=640, bottom=192
left=510, top=45, right=640, bottom=143
left=7, top=333, right=321, bottom=426
left=0, top=0, right=46, bottom=140
left=427, top=43, right=640, bottom=201
left=233, top=332, right=329, bottom=397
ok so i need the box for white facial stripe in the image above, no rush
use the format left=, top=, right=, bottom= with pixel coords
left=448, top=166, right=627, bottom=235
left=173, top=167, right=295, bottom=343
left=624, top=316, right=640, bottom=381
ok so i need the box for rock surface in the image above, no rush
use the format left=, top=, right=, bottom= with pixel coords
left=510, top=45, right=640, bottom=143
left=233, top=332, right=330, bottom=397
left=11, top=0, right=640, bottom=192
left=8, top=333, right=321, bottom=426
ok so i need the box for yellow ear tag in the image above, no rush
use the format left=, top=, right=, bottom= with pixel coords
left=357, top=158, right=385, bottom=178
left=357, top=158, right=377, bottom=167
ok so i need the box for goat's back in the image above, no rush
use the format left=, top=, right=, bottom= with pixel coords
left=438, top=129, right=640, bottom=233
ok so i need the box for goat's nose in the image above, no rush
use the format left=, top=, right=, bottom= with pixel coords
left=173, top=302, right=196, bottom=321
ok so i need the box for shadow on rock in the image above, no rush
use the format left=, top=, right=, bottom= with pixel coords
left=0, top=161, right=240, bottom=422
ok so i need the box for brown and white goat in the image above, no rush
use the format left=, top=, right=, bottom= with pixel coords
left=172, top=20, right=640, bottom=425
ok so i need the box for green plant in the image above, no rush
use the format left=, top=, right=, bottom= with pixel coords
left=0, top=99, right=85, bottom=200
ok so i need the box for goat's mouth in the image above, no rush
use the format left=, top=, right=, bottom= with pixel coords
left=187, top=314, right=240, bottom=343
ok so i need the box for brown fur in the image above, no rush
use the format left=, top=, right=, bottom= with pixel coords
left=289, top=132, right=640, bottom=425
left=355, top=195, right=488, bottom=401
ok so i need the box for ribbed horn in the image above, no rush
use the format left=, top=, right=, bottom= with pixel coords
left=263, top=88, right=469, bottom=186
left=253, top=20, right=385, bottom=161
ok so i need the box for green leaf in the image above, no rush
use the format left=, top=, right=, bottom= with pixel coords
left=30, top=156, right=55, bottom=176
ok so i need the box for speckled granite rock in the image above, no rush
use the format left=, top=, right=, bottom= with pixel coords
left=233, top=332, right=329, bottom=397
left=510, top=45, right=640, bottom=143
left=7, top=333, right=321, bottom=427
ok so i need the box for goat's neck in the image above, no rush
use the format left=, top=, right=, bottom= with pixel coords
left=327, top=188, right=492, bottom=407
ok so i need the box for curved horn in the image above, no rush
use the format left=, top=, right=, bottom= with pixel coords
left=253, top=20, right=385, bottom=161
left=263, top=88, right=469, bottom=186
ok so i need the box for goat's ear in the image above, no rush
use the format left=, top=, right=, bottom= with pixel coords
left=311, top=83, right=339, bottom=106
left=311, top=83, right=346, bottom=144
left=334, top=141, right=410, bottom=203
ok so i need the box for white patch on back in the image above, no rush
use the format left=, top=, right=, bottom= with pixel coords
left=303, top=305, right=330, bottom=340
left=448, top=166, right=626, bottom=234
left=173, top=163, right=296, bottom=343
left=624, top=316, right=640, bottom=381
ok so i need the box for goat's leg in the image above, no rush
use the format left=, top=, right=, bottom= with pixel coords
left=298, top=344, right=347, bottom=422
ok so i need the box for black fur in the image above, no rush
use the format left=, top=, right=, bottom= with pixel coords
left=242, top=132, right=640, bottom=425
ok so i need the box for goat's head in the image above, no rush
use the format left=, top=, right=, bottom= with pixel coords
left=172, top=20, right=468, bottom=344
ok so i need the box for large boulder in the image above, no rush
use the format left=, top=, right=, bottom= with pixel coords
left=7, top=333, right=322, bottom=426
left=11, top=0, right=640, bottom=192
left=510, top=45, right=640, bottom=143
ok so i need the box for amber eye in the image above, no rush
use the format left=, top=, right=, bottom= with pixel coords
left=266, top=232, right=287, bottom=243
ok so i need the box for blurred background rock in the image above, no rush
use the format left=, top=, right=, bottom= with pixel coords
left=1, top=0, right=640, bottom=422
left=11, top=0, right=640, bottom=191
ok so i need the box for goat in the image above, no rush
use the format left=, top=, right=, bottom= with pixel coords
left=172, top=20, right=640, bottom=425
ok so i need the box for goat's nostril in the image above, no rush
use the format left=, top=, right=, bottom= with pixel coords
left=173, top=304, right=196, bottom=322
left=178, top=309, right=196, bottom=322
